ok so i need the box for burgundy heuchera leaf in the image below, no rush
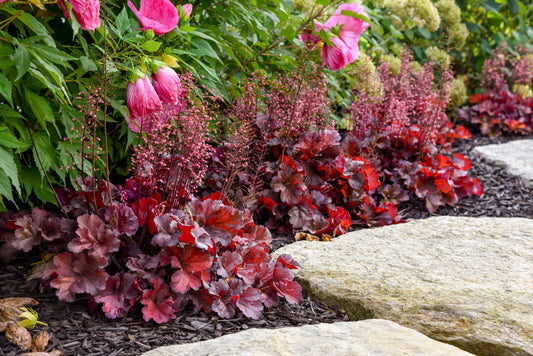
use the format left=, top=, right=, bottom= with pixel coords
left=140, top=278, right=176, bottom=323
left=94, top=272, right=140, bottom=319
left=49, top=252, right=109, bottom=302
left=68, top=214, right=121, bottom=259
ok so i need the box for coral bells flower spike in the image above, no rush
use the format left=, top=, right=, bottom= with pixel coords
left=127, top=75, right=163, bottom=133
left=127, top=0, right=179, bottom=35
left=57, top=0, right=101, bottom=32
left=151, top=66, right=185, bottom=109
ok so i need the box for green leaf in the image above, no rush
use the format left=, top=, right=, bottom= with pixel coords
left=508, top=0, right=519, bottom=15
left=404, top=28, right=414, bottom=41
left=417, top=27, right=431, bottom=39
left=190, top=39, right=221, bottom=62
left=0, top=128, right=25, bottom=149
left=0, top=146, right=20, bottom=194
left=116, top=7, right=130, bottom=36
left=32, top=131, right=56, bottom=173
left=141, top=40, right=162, bottom=52
left=0, top=73, right=13, bottom=106
left=79, top=56, right=98, bottom=72
left=20, top=167, right=56, bottom=204
left=180, top=25, right=196, bottom=33
left=0, top=168, right=14, bottom=203
left=281, top=25, right=296, bottom=42
left=0, top=104, right=23, bottom=119
left=24, top=88, right=55, bottom=129
left=26, top=44, right=76, bottom=66
left=315, top=0, right=328, bottom=5
left=340, top=10, right=372, bottom=25
left=13, top=46, right=31, bottom=81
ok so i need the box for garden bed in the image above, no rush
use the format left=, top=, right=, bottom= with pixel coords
left=1, top=133, right=532, bottom=356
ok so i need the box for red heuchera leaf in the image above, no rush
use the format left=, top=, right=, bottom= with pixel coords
left=469, top=93, right=484, bottom=104
left=239, top=224, right=272, bottom=247
left=257, top=195, right=277, bottom=213
left=272, top=263, right=301, bottom=304
left=94, top=272, right=140, bottom=319
left=294, top=130, right=342, bottom=160
left=113, top=204, right=140, bottom=237
left=49, top=252, right=109, bottom=302
left=190, top=198, right=242, bottom=246
left=236, top=263, right=260, bottom=285
left=132, top=195, right=161, bottom=235
left=68, top=214, right=121, bottom=259
left=140, top=278, right=176, bottom=323
left=209, top=279, right=240, bottom=318
left=216, top=250, right=243, bottom=278
left=276, top=254, right=301, bottom=270
left=152, top=213, right=180, bottom=247
left=271, top=156, right=305, bottom=204
left=325, top=206, right=351, bottom=235
left=451, top=153, right=471, bottom=170
left=126, top=254, right=161, bottom=280
left=12, top=215, right=41, bottom=252
left=236, top=286, right=263, bottom=319
left=163, top=245, right=213, bottom=294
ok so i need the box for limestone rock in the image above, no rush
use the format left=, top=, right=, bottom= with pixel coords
left=473, top=139, right=533, bottom=187
left=274, top=217, right=533, bottom=356
left=143, top=319, right=474, bottom=356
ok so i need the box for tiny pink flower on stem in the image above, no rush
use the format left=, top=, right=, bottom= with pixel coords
left=127, top=0, right=179, bottom=35
left=151, top=66, right=185, bottom=109
left=57, top=0, right=101, bottom=32
left=127, top=75, right=163, bottom=133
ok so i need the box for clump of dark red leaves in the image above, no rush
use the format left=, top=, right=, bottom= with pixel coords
left=458, top=44, right=533, bottom=137
left=0, top=187, right=301, bottom=323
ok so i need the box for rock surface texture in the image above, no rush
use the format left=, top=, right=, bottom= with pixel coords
left=473, top=139, right=533, bottom=187
left=274, top=216, right=533, bottom=356
left=143, top=319, right=474, bottom=356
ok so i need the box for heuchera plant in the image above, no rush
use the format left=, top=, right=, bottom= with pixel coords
left=0, top=187, right=301, bottom=323
left=458, top=44, right=533, bottom=137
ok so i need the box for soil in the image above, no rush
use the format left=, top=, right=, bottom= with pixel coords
left=1, top=133, right=532, bottom=356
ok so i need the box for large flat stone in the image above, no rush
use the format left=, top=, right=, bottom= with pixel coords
left=274, top=216, right=533, bottom=356
left=473, top=139, right=533, bottom=187
left=143, top=319, right=474, bottom=356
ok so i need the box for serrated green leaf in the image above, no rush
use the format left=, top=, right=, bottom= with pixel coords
left=13, top=46, right=31, bottom=81
left=281, top=25, right=296, bottom=42
left=0, top=168, right=14, bottom=203
left=190, top=39, right=221, bottom=62
left=32, top=131, right=56, bottom=173
left=24, top=88, right=55, bottom=129
left=0, top=104, right=23, bottom=119
left=79, top=56, right=98, bottom=72
left=116, top=7, right=130, bottom=36
left=20, top=167, right=56, bottom=204
left=26, top=44, right=76, bottom=66
left=0, top=73, right=13, bottom=106
left=0, top=146, right=20, bottom=194
left=141, top=40, right=162, bottom=52
left=0, top=129, right=24, bottom=149
left=2, top=9, right=55, bottom=47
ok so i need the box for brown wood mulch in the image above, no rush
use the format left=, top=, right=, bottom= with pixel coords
left=1, top=133, right=532, bottom=356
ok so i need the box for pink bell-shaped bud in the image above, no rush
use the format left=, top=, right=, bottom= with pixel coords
left=57, top=0, right=101, bottom=32
left=127, top=75, right=163, bottom=133
left=182, top=4, right=193, bottom=19
left=151, top=66, right=185, bottom=110
left=127, top=0, right=179, bottom=35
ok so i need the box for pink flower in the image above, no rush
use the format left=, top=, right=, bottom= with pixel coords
left=182, top=4, right=193, bottom=19
left=57, top=0, right=101, bottom=32
left=127, top=0, right=179, bottom=35
left=127, top=75, right=163, bottom=133
left=151, top=66, right=185, bottom=109
left=321, top=37, right=352, bottom=71
left=303, top=2, right=369, bottom=71
left=323, top=3, right=369, bottom=63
